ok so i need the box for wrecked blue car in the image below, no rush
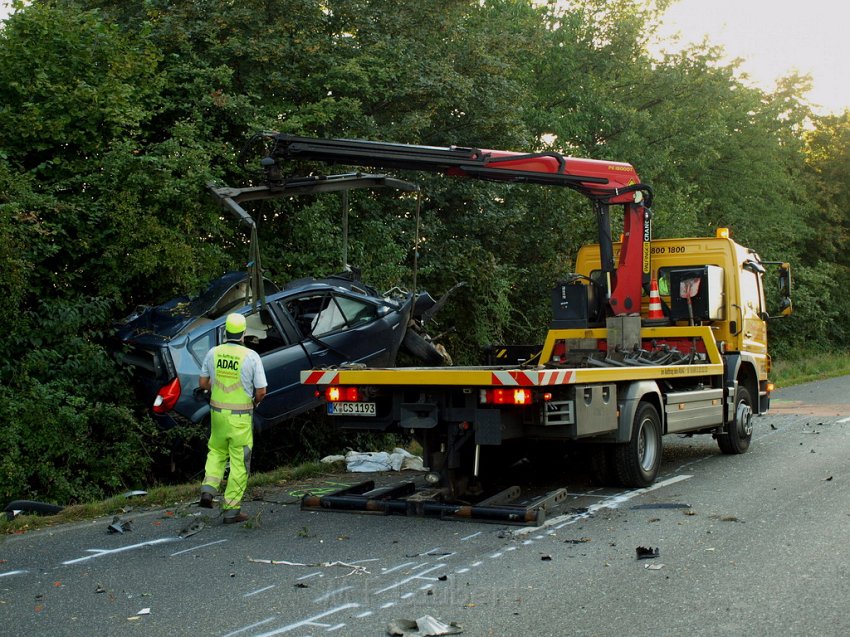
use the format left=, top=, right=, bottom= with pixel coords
left=115, top=270, right=446, bottom=433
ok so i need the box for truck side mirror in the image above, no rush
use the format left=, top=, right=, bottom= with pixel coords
left=763, top=261, right=792, bottom=319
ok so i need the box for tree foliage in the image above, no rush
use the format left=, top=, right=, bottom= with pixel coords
left=1, top=0, right=846, bottom=502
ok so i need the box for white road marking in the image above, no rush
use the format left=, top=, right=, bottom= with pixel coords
left=380, top=561, right=415, bottom=575
left=250, top=603, right=359, bottom=637
left=170, top=539, right=227, bottom=556
left=312, top=585, right=353, bottom=603
left=836, top=416, right=850, bottom=423
left=62, top=537, right=181, bottom=565
left=296, top=571, right=323, bottom=581
left=408, top=562, right=431, bottom=571
left=222, top=617, right=276, bottom=637
left=355, top=611, right=373, bottom=618
left=513, top=474, right=693, bottom=536
left=244, top=585, right=276, bottom=598
left=374, top=564, right=445, bottom=594
left=460, top=531, right=482, bottom=541
left=0, top=570, right=27, bottom=578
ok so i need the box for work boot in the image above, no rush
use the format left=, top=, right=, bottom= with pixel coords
left=199, top=493, right=214, bottom=509
left=223, top=512, right=249, bottom=524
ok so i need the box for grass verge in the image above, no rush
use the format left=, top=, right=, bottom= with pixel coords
left=1, top=461, right=338, bottom=536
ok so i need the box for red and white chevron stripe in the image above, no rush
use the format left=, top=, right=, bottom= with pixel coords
left=303, top=370, right=340, bottom=385
left=490, top=369, right=574, bottom=386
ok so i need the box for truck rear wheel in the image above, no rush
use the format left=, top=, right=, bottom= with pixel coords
left=717, top=386, right=752, bottom=454
left=614, top=401, right=662, bottom=488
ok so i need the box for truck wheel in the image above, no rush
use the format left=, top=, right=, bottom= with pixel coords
left=614, top=402, right=662, bottom=488
left=717, top=386, right=753, bottom=454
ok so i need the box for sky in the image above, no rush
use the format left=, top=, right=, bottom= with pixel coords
left=1, top=0, right=848, bottom=114
left=654, top=0, right=850, bottom=114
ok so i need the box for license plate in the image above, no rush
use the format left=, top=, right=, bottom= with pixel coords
left=327, top=402, right=376, bottom=416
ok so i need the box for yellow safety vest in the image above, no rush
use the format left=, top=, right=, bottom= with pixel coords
left=210, top=343, right=253, bottom=412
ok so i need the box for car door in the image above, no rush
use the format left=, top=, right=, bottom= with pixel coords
left=278, top=291, right=401, bottom=370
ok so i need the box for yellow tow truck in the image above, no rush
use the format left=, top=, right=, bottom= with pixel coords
left=255, top=134, right=792, bottom=522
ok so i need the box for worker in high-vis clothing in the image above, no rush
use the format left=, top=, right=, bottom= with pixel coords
left=198, top=313, right=267, bottom=524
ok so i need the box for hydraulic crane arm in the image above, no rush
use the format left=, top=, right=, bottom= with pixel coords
left=260, top=133, right=654, bottom=316
left=263, top=134, right=649, bottom=205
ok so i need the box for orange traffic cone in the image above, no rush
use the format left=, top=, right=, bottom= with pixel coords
left=647, top=279, right=664, bottom=320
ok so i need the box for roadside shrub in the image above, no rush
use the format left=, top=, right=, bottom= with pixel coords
left=0, top=297, right=157, bottom=505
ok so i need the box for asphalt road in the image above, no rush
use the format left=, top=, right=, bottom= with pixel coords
left=1, top=377, right=848, bottom=637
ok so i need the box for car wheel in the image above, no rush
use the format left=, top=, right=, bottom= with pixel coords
left=402, top=330, right=447, bottom=366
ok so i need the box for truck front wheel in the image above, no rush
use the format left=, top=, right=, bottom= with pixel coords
left=717, top=386, right=753, bottom=454
left=614, top=401, right=662, bottom=488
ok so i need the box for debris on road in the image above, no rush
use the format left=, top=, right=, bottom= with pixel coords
left=329, top=448, right=425, bottom=473
left=120, top=490, right=148, bottom=498
left=4, top=500, right=64, bottom=520
left=247, top=557, right=370, bottom=576
left=644, top=563, right=665, bottom=570
left=179, top=519, right=206, bottom=538
left=387, top=615, right=463, bottom=636
left=107, top=516, right=133, bottom=534
left=636, top=546, right=660, bottom=559
left=540, top=554, right=552, bottom=561
left=564, top=537, right=592, bottom=544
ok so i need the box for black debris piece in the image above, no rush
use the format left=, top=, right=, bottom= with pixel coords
left=179, top=519, right=205, bottom=538
left=107, top=516, right=133, bottom=534
left=636, top=546, right=660, bottom=559
left=541, top=554, right=552, bottom=561
left=4, top=500, right=64, bottom=521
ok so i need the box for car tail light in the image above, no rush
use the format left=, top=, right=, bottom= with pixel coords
left=480, top=388, right=533, bottom=406
left=326, top=386, right=360, bottom=402
left=153, top=377, right=181, bottom=414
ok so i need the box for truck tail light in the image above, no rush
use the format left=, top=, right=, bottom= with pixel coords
left=326, top=386, right=360, bottom=402
left=481, top=388, right=533, bottom=405
left=153, top=377, right=181, bottom=414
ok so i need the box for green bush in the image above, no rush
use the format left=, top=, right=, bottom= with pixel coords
left=0, top=297, right=157, bottom=505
